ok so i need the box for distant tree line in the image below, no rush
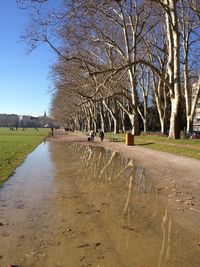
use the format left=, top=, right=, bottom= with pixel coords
left=20, top=0, right=200, bottom=138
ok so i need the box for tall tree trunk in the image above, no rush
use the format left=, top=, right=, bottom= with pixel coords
left=122, top=110, right=125, bottom=133
left=169, top=98, right=180, bottom=138
left=165, top=0, right=181, bottom=139
left=108, top=114, right=112, bottom=132
left=128, top=68, right=140, bottom=135
left=103, top=100, right=118, bottom=134
left=99, top=104, right=105, bottom=132
left=129, top=113, right=139, bottom=135
left=160, top=117, right=165, bottom=134
left=186, top=115, right=193, bottom=132
left=154, top=79, right=167, bottom=134
left=184, top=46, right=191, bottom=132
left=93, top=119, right=97, bottom=133
left=187, top=77, right=200, bottom=131
left=143, top=118, right=148, bottom=132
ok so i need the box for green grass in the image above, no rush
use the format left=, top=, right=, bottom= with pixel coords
left=0, top=127, right=50, bottom=186
left=105, top=132, right=200, bottom=160
left=104, top=132, right=125, bottom=142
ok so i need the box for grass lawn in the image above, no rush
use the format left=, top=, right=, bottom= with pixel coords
left=0, top=127, right=50, bottom=186
left=105, top=132, right=200, bottom=160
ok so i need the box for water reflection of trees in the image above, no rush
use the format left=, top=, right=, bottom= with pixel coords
left=57, top=143, right=197, bottom=267
left=69, top=144, right=177, bottom=266
left=70, top=143, right=157, bottom=219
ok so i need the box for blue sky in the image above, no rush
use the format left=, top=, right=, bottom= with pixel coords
left=0, top=1, right=57, bottom=117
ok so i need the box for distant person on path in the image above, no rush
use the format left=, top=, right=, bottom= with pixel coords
left=51, top=127, right=54, bottom=136
left=99, top=130, right=104, bottom=142
left=89, top=130, right=95, bottom=141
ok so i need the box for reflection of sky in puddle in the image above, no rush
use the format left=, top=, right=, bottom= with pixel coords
left=1, top=141, right=54, bottom=190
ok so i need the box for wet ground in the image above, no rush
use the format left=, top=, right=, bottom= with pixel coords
left=0, top=141, right=200, bottom=267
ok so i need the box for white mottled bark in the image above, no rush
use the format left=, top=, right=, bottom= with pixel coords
left=165, top=0, right=181, bottom=139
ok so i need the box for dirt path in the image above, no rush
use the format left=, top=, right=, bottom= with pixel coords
left=49, top=131, right=200, bottom=235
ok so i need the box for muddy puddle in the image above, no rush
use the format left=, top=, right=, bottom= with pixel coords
left=0, top=142, right=199, bottom=267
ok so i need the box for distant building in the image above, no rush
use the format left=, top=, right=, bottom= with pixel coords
left=20, top=115, right=40, bottom=128
left=0, top=112, right=51, bottom=128
left=193, top=83, right=200, bottom=132
left=0, top=114, right=19, bottom=127
left=38, top=111, right=50, bottom=127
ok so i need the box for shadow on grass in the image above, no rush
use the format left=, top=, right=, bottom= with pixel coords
left=136, top=142, right=154, bottom=146
left=109, top=140, right=125, bottom=143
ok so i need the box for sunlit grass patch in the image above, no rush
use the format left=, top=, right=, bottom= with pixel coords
left=104, top=132, right=125, bottom=142
left=135, top=141, right=200, bottom=160
left=104, top=132, right=200, bottom=160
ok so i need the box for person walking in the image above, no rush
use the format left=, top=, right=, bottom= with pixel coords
left=99, top=130, right=104, bottom=142
left=89, top=130, right=95, bottom=141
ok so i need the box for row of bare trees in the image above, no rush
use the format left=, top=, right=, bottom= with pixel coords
left=20, top=0, right=200, bottom=138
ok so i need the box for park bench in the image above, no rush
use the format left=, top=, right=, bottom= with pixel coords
left=110, top=136, right=118, bottom=142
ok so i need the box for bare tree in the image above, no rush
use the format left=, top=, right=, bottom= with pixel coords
left=137, top=65, right=153, bottom=132
left=179, top=0, right=200, bottom=132
left=21, top=0, right=200, bottom=138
